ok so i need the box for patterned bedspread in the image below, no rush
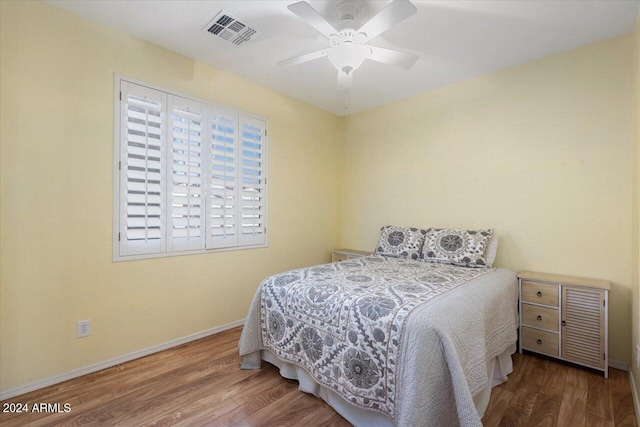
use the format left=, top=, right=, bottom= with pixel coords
left=248, top=256, right=497, bottom=420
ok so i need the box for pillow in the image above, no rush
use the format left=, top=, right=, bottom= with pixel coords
left=421, top=228, right=494, bottom=268
left=374, top=226, right=428, bottom=260
left=485, top=235, right=499, bottom=267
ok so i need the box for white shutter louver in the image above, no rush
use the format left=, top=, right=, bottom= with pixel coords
left=208, top=107, right=239, bottom=249
left=239, top=116, right=266, bottom=246
left=119, top=82, right=166, bottom=256
left=167, top=96, right=205, bottom=252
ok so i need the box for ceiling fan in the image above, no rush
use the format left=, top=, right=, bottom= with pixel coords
left=278, top=0, right=419, bottom=89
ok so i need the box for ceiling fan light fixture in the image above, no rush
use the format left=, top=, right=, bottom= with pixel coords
left=328, top=44, right=372, bottom=74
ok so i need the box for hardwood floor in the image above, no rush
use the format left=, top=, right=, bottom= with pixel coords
left=482, top=351, right=637, bottom=427
left=0, top=327, right=636, bottom=426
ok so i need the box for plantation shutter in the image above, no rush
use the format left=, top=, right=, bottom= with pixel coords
left=119, top=82, right=167, bottom=256
left=167, top=95, right=205, bottom=252
left=238, top=116, right=267, bottom=246
left=207, top=107, right=239, bottom=249
left=115, top=77, right=268, bottom=260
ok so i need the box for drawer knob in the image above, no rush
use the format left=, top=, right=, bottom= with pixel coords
left=537, top=339, right=542, bottom=345
left=536, top=291, right=542, bottom=297
left=536, top=315, right=542, bottom=321
left=561, top=320, right=566, bottom=326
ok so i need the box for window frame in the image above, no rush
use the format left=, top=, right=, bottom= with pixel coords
left=112, top=75, right=268, bottom=262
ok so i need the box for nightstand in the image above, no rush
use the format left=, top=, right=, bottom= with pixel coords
left=331, top=249, right=372, bottom=262
left=518, top=271, right=610, bottom=377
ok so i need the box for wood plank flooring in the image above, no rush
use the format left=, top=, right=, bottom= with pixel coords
left=483, top=351, right=637, bottom=427
left=0, top=326, right=636, bottom=426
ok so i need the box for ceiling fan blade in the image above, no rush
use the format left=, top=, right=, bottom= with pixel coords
left=357, top=0, right=417, bottom=41
left=337, top=71, right=353, bottom=89
left=288, top=1, right=339, bottom=39
left=368, top=46, right=418, bottom=70
left=277, top=49, right=329, bottom=67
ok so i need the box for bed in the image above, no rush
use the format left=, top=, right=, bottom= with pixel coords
left=239, top=227, right=518, bottom=427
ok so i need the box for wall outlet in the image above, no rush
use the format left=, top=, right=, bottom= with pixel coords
left=77, top=320, right=90, bottom=338
left=636, top=344, right=640, bottom=368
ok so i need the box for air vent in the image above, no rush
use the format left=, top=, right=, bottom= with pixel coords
left=203, top=11, right=260, bottom=46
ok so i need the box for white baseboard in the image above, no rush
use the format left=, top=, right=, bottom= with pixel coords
left=631, top=371, right=640, bottom=427
left=0, top=319, right=245, bottom=401
left=609, top=359, right=629, bottom=371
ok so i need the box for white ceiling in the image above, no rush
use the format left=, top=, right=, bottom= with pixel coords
left=46, top=0, right=639, bottom=116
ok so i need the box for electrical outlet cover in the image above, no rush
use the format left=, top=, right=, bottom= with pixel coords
left=77, top=320, right=90, bottom=338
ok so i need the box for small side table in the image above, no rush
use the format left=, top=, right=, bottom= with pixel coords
left=331, top=249, right=372, bottom=263
left=518, top=271, right=610, bottom=377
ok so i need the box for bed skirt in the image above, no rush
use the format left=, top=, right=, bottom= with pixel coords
left=241, top=343, right=515, bottom=426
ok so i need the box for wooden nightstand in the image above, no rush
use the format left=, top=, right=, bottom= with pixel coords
left=331, top=249, right=372, bottom=263
left=518, top=271, right=610, bottom=377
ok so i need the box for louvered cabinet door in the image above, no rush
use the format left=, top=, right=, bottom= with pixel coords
left=561, top=286, right=606, bottom=370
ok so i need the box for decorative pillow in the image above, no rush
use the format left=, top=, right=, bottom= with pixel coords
left=374, top=226, right=429, bottom=260
left=485, top=235, right=499, bottom=267
left=421, top=228, right=494, bottom=268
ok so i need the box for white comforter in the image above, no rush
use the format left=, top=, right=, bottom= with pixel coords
left=239, top=256, right=518, bottom=426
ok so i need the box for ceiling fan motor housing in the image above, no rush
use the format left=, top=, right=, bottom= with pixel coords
left=330, top=27, right=367, bottom=47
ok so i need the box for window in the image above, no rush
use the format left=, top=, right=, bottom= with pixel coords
left=114, top=77, right=267, bottom=261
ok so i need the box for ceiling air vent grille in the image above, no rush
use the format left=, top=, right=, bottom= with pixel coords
left=203, top=11, right=260, bottom=46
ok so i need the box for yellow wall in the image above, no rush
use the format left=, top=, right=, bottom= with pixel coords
left=0, top=1, right=344, bottom=392
left=631, top=9, right=640, bottom=403
left=341, top=36, right=634, bottom=364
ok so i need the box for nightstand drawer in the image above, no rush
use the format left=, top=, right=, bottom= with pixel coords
left=522, top=326, right=559, bottom=357
left=521, top=303, right=559, bottom=332
left=521, top=280, right=558, bottom=307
